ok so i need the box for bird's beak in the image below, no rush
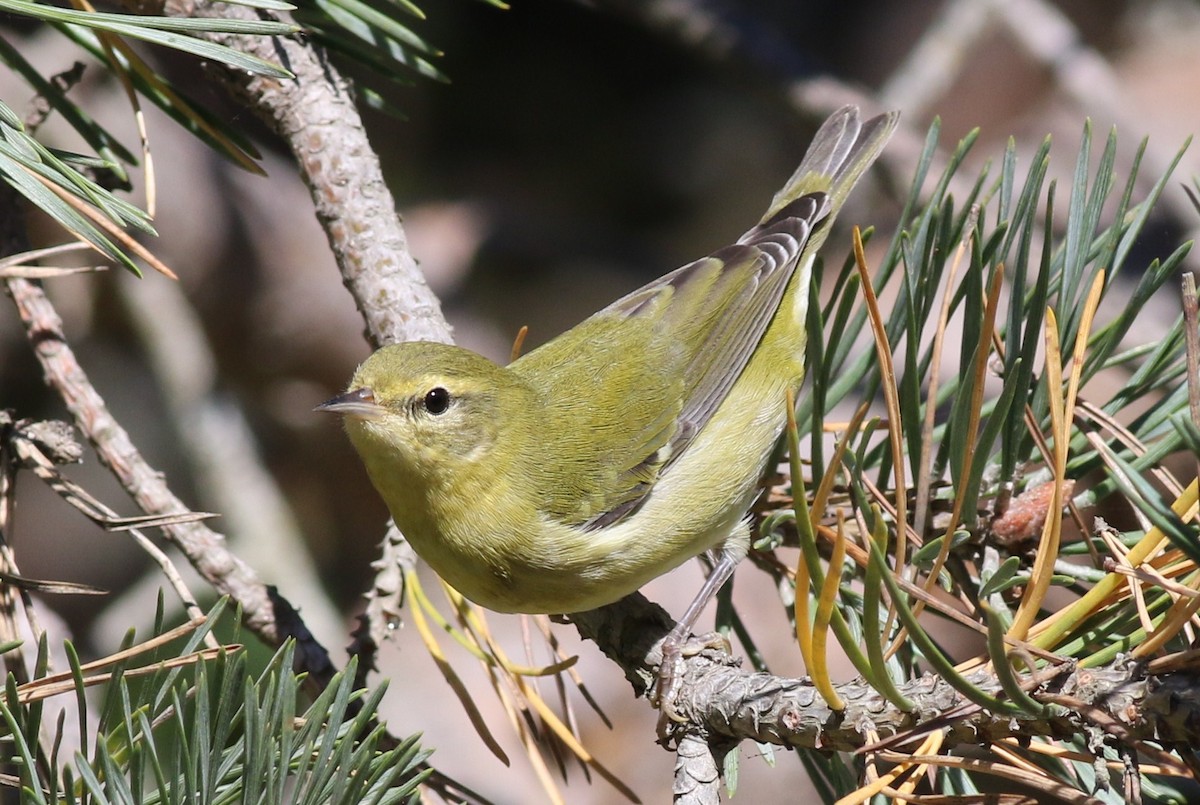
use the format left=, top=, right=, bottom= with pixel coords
left=315, top=387, right=384, bottom=419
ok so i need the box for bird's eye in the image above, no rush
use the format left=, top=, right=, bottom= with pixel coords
left=423, top=387, right=451, bottom=415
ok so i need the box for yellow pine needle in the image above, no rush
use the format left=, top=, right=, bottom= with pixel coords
left=143, top=117, right=156, bottom=217
left=1146, top=540, right=1195, bottom=571
left=405, top=569, right=494, bottom=662
left=430, top=586, right=630, bottom=801
left=512, top=674, right=641, bottom=804
left=1080, top=441, right=1200, bottom=658
left=1109, top=563, right=1200, bottom=600
left=67, top=0, right=158, bottom=215
left=519, top=614, right=581, bottom=772
left=851, top=231, right=920, bottom=660
left=1148, top=646, right=1200, bottom=674
left=532, top=614, right=613, bottom=728
left=805, top=517, right=1063, bottom=671
left=1008, top=309, right=1065, bottom=640
left=1033, top=481, right=1200, bottom=651
left=794, top=547, right=814, bottom=670
left=15, top=613, right=209, bottom=700
left=435, top=588, right=540, bottom=724
left=787, top=387, right=815, bottom=670
left=791, top=393, right=873, bottom=697
left=812, top=512, right=848, bottom=711
left=1010, top=273, right=1104, bottom=639
left=874, top=751, right=1096, bottom=804
left=822, top=418, right=889, bottom=432
left=404, top=573, right=512, bottom=766
left=441, top=581, right=579, bottom=677
left=467, top=653, right=568, bottom=805
left=444, top=587, right=511, bottom=659
left=1150, top=553, right=1198, bottom=578
left=510, top=325, right=530, bottom=362
left=464, top=618, right=637, bottom=803
left=852, top=227, right=909, bottom=586
left=504, top=655, right=579, bottom=677
left=485, top=624, right=578, bottom=677
left=17, top=645, right=232, bottom=704
left=1097, top=525, right=1158, bottom=636
left=1020, top=518, right=1194, bottom=653
left=439, top=597, right=559, bottom=789
left=859, top=728, right=883, bottom=786
left=888, top=730, right=944, bottom=804
left=510, top=710, right=568, bottom=805
left=1132, top=571, right=1200, bottom=658
left=1001, top=736, right=1192, bottom=777
left=447, top=605, right=569, bottom=804
left=813, top=401, right=872, bottom=530
left=908, top=267, right=1004, bottom=638
left=990, top=741, right=1055, bottom=778
left=27, top=167, right=177, bottom=279
left=1079, top=399, right=1185, bottom=499
left=844, top=767, right=920, bottom=804
left=837, top=730, right=943, bottom=805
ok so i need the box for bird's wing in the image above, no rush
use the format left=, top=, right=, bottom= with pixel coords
left=509, top=200, right=821, bottom=528
left=509, top=106, right=898, bottom=528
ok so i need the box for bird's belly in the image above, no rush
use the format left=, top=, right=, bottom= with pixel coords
left=403, top=374, right=791, bottom=616
left=472, top=461, right=766, bottom=614
left=406, top=486, right=751, bottom=615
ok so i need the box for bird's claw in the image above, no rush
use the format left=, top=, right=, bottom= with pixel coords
left=653, top=631, right=731, bottom=729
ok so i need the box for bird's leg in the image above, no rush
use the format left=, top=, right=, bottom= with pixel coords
left=653, top=521, right=750, bottom=722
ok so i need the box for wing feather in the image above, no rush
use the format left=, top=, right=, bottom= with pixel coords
left=509, top=105, right=897, bottom=527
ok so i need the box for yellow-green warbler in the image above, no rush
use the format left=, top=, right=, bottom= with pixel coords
left=320, top=105, right=898, bottom=715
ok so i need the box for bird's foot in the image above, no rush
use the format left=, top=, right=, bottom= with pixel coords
left=653, top=630, right=731, bottom=727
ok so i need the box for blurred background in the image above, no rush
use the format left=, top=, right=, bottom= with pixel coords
left=3, top=0, right=1200, bottom=800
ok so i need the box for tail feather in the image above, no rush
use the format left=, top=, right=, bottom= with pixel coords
left=759, top=106, right=899, bottom=227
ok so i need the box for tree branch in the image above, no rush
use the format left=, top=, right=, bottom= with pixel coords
left=140, top=0, right=455, bottom=688
left=163, top=0, right=452, bottom=349
left=572, top=593, right=1200, bottom=754
left=6, top=274, right=284, bottom=641
left=673, top=730, right=723, bottom=805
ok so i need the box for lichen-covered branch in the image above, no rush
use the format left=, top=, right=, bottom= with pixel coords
left=6, top=275, right=282, bottom=642
left=572, top=593, right=1200, bottom=754
left=161, top=0, right=452, bottom=350
left=673, top=731, right=723, bottom=805
left=141, top=0, right=452, bottom=681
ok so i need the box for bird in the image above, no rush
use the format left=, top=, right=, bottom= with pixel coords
left=318, top=105, right=898, bottom=717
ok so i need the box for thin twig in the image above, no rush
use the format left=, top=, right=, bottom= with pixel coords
left=111, top=270, right=345, bottom=649
left=0, top=421, right=42, bottom=684
left=6, top=276, right=282, bottom=644
left=0, top=241, right=99, bottom=268
left=10, top=428, right=212, bottom=643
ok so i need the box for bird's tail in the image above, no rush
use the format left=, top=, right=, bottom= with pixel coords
left=758, top=105, right=899, bottom=228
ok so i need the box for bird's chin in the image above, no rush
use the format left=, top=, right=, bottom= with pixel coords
left=345, top=416, right=417, bottom=464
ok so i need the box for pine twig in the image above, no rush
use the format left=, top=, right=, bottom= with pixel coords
left=570, top=593, right=1200, bottom=753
